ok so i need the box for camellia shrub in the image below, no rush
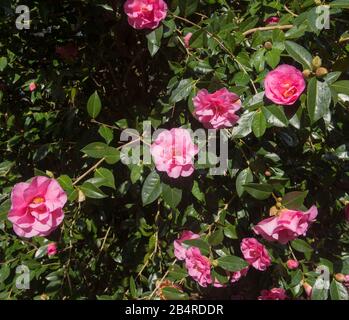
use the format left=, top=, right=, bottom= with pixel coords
left=1, top=0, right=349, bottom=300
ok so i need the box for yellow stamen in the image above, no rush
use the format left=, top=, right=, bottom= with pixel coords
left=32, top=197, right=44, bottom=204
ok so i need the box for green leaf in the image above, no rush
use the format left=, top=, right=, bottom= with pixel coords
left=217, top=255, right=249, bottom=272
left=80, top=182, right=107, bottom=199
left=262, top=105, right=288, bottom=127
left=236, top=168, right=253, bottom=197
left=35, top=245, right=48, bottom=259
left=0, top=199, right=11, bottom=222
left=191, top=180, right=205, bottom=202
left=0, top=264, right=10, bottom=282
left=87, top=168, right=115, bottom=189
left=146, top=25, right=163, bottom=57
left=282, top=191, right=308, bottom=210
left=230, top=111, right=255, bottom=138
left=142, top=171, right=162, bottom=206
left=81, top=142, right=120, bottom=164
left=330, top=0, right=349, bottom=9
left=162, top=183, right=182, bottom=209
left=0, top=57, right=8, bottom=72
left=291, top=239, right=313, bottom=253
left=129, top=276, right=137, bottom=299
left=330, top=280, right=349, bottom=300
left=98, top=126, right=113, bottom=145
left=243, top=183, right=273, bottom=200
left=252, top=110, right=267, bottom=138
left=162, top=287, right=189, bottom=300
left=183, top=239, right=210, bottom=256
left=169, top=78, right=194, bottom=104
left=331, top=80, right=349, bottom=95
left=224, top=224, right=238, bottom=239
left=265, top=49, right=281, bottom=69
left=307, top=78, right=331, bottom=124
left=285, top=41, right=312, bottom=70
left=87, top=91, right=102, bottom=119
left=179, top=0, right=199, bottom=17
left=208, top=228, right=224, bottom=246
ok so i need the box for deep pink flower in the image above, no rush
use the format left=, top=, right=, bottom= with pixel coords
left=240, top=238, right=271, bottom=271
left=253, top=206, right=318, bottom=245
left=230, top=266, right=249, bottom=284
left=56, top=43, right=78, bottom=61
left=150, top=128, right=198, bottom=178
left=265, top=16, right=280, bottom=25
left=286, top=259, right=299, bottom=270
left=124, top=0, right=168, bottom=30
left=193, top=88, right=241, bottom=129
left=29, top=82, right=36, bottom=92
left=8, top=176, right=67, bottom=238
left=345, top=204, right=349, bottom=222
left=47, top=243, right=57, bottom=256
left=264, top=64, right=306, bottom=105
left=258, top=288, right=287, bottom=300
left=185, top=247, right=212, bottom=287
left=174, top=230, right=200, bottom=261
left=183, top=32, right=192, bottom=48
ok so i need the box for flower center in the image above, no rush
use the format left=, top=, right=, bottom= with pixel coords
left=32, top=197, right=45, bottom=204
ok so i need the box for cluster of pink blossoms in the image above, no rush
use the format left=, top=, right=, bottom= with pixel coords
left=174, top=231, right=250, bottom=287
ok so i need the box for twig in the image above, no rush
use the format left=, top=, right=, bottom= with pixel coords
left=243, top=24, right=293, bottom=36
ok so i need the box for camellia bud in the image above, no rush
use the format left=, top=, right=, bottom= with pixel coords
left=334, top=273, right=345, bottom=283
left=264, top=41, right=273, bottom=50
left=312, top=56, right=322, bottom=69
left=303, top=282, right=312, bottom=298
left=302, top=69, right=312, bottom=78
left=265, top=170, right=272, bottom=177
left=315, top=67, right=328, bottom=78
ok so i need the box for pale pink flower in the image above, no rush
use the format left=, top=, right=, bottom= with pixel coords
left=303, top=282, right=313, bottom=297
left=150, top=128, right=198, bottom=178
left=185, top=247, right=212, bottom=287
left=230, top=266, right=249, bottom=283
left=258, top=288, right=287, bottom=300
left=240, top=238, right=271, bottom=271
left=8, top=176, right=67, bottom=238
left=253, top=206, right=318, bottom=245
left=193, top=88, right=241, bottom=129
left=265, top=16, right=280, bottom=25
left=286, top=259, right=299, bottom=270
left=124, top=0, right=168, bottom=30
left=29, top=82, right=36, bottom=92
left=183, top=32, right=192, bottom=48
left=174, top=230, right=200, bottom=260
left=47, top=243, right=57, bottom=256
left=264, top=64, right=306, bottom=105
left=345, top=204, right=349, bottom=222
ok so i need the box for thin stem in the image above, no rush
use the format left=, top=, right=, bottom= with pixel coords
left=243, top=24, right=293, bottom=36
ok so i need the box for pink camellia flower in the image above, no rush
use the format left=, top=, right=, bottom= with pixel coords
left=124, top=0, right=168, bottom=30
left=8, top=176, right=67, bottom=238
left=183, top=32, right=192, bottom=48
left=193, top=88, right=241, bottom=129
left=286, top=259, right=299, bottom=270
left=29, top=82, right=36, bottom=92
left=345, top=204, right=349, bottom=222
left=185, top=247, right=212, bottom=287
left=240, top=238, right=271, bottom=271
left=253, top=206, right=318, bottom=245
left=231, top=266, right=249, bottom=284
left=265, top=16, right=280, bottom=25
left=150, top=128, right=198, bottom=179
left=174, top=230, right=200, bottom=260
left=47, top=243, right=57, bottom=257
left=258, top=288, right=287, bottom=300
left=264, top=64, right=306, bottom=105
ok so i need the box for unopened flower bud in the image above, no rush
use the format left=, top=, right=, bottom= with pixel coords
left=302, top=69, right=312, bottom=78
left=315, top=67, right=328, bottom=78
left=264, top=42, right=273, bottom=50
left=265, top=170, right=272, bottom=177
left=312, top=56, right=322, bottom=69
left=334, top=273, right=345, bottom=283
left=276, top=202, right=282, bottom=209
